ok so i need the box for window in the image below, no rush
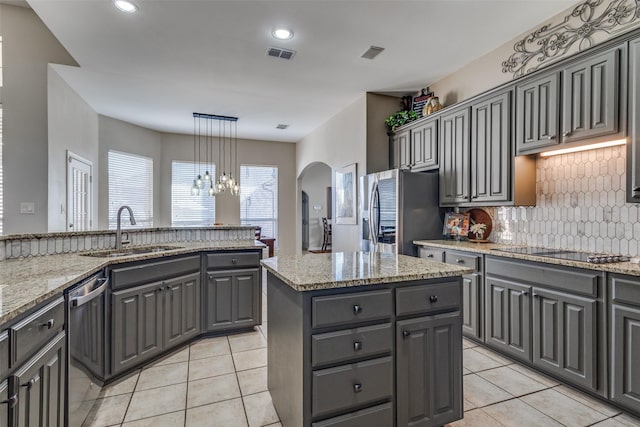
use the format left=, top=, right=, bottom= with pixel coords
left=171, top=161, right=216, bottom=226
left=240, top=165, right=278, bottom=241
left=108, top=150, right=153, bottom=228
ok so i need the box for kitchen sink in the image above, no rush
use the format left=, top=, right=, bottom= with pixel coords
left=80, top=245, right=184, bottom=257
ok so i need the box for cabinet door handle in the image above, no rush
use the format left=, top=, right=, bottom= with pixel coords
left=353, top=383, right=362, bottom=393
left=562, top=131, right=571, bottom=137
left=426, top=254, right=434, bottom=258
left=522, top=291, right=529, bottom=296
left=353, top=305, right=362, bottom=315
left=429, top=295, right=438, bottom=303
left=532, top=292, right=539, bottom=298
left=0, top=394, right=17, bottom=408
left=456, top=259, right=465, bottom=264
left=402, top=330, right=411, bottom=338
left=546, top=135, right=555, bottom=140
left=22, top=376, right=39, bottom=390
left=41, top=319, right=55, bottom=329
left=353, top=341, right=362, bottom=351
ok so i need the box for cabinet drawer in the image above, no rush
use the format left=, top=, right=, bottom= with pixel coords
left=111, top=256, right=200, bottom=290
left=312, top=290, right=392, bottom=329
left=0, top=330, right=8, bottom=376
left=11, top=297, right=64, bottom=364
left=206, top=251, right=260, bottom=269
left=311, top=402, right=393, bottom=427
left=396, top=280, right=460, bottom=316
left=312, top=323, right=392, bottom=368
left=444, top=251, right=480, bottom=272
left=418, top=247, right=445, bottom=262
left=610, top=274, right=640, bottom=307
left=312, top=356, right=392, bottom=418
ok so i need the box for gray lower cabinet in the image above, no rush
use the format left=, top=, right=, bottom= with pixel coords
left=628, top=36, right=640, bottom=202
left=13, top=331, right=66, bottom=427
left=111, top=272, right=201, bottom=376
left=0, top=330, right=8, bottom=378
left=610, top=274, right=640, bottom=413
left=515, top=71, right=561, bottom=154
left=443, top=250, right=483, bottom=341
left=396, top=311, right=462, bottom=427
left=531, top=287, right=597, bottom=391
left=484, top=276, right=531, bottom=361
left=205, top=269, right=260, bottom=331
left=439, top=106, right=471, bottom=205
left=0, top=380, right=9, bottom=427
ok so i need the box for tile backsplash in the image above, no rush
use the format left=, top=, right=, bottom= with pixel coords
left=483, top=144, right=639, bottom=256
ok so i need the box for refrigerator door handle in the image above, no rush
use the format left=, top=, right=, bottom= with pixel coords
left=371, top=181, right=379, bottom=245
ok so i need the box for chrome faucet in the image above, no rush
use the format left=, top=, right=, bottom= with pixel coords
left=116, top=206, right=137, bottom=250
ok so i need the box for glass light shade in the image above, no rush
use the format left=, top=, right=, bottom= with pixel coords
left=196, top=175, right=203, bottom=188
left=216, top=181, right=226, bottom=193
left=208, top=183, right=215, bottom=196
left=204, top=171, right=211, bottom=181
left=191, top=180, right=200, bottom=196
left=231, top=184, right=240, bottom=196
left=220, top=173, right=228, bottom=184
left=227, top=176, right=235, bottom=189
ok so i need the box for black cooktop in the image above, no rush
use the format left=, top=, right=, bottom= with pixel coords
left=492, top=247, right=628, bottom=264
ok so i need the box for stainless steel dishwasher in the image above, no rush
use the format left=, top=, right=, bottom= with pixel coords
left=66, top=272, right=108, bottom=426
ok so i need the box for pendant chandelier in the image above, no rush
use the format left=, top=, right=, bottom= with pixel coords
left=191, top=112, right=240, bottom=197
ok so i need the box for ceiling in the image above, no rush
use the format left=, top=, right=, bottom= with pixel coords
left=27, top=0, right=575, bottom=143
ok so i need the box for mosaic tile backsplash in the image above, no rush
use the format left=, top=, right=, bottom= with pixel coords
left=482, top=145, right=637, bottom=256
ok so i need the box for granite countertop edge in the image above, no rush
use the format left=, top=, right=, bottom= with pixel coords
left=413, top=240, right=640, bottom=277
left=0, top=240, right=266, bottom=325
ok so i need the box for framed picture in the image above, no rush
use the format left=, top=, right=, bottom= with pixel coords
left=335, top=163, right=357, bottom=225
left=443, top=212, right=470, bottom=237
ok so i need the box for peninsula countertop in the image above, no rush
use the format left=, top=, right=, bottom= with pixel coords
left=0, top=240, right=265, bottom=325
left=260, top=251, right=473, bottom=292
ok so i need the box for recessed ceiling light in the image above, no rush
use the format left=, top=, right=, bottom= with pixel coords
left=272, top=27, right=294, bottom=40
left=114, top=0, right=138, bottom=13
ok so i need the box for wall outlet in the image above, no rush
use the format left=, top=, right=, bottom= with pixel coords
left=20, top=202, right=35, bottom=214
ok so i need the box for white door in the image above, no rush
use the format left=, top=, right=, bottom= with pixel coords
left=67, top=151, right=93, bottom=231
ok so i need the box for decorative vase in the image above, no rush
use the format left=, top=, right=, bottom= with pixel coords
left=430, top=97, right=443, bottom=113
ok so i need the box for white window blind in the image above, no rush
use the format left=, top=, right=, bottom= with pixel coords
left=240, top=165, right=278, bottom=241
left=0, top=108, right=3, bottom=235
left=171, top=161, right=216, bottom=227
left=108, top=150, right=153, bottom=229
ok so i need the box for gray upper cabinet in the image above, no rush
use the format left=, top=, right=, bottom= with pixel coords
left=515, top=72, right=561, bottom=154
left=410, top=119, right=438, bottom=171
left=163, top=272, right=201, bottom=350
left=610, top=274, right=640, bottom=413
left=439, top=106, right=471, bottom=205
left=112, top=281, right=164, bottom=375
left=628, top=37, right=640, bottom=202
left=395, top=129, right=411, bottom=170
left=484, top=276, right=531, bottom=361
left=532, top=287, right=597, bottom=391
left=396, top=311, right=462, bottom=427
left=471, top=90, right=511, bottom=204
left=562, top=47, right=622, bottom=144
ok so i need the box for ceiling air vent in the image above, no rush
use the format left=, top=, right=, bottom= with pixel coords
left=361, top=46, right=385, bottom=60
left=267, top=47, right=296, bottom=60
left=276, top=124, right=289, bottom=130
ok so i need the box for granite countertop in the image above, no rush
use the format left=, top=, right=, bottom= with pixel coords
left=414, top=239, right=640, bottom=277
left=0, top=240, right=266, bottom=325
left=260, top=251, right=473, bottom=292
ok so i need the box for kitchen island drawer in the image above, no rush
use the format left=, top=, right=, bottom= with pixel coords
left=418, top=247, right=445, bottom=262
left=206, top=251, right=260, bottom=269
left=0, top=330, right=8, bottom=376
left=312, top=356, right=393, bottom=418
left=312, top=323, right=392, bottom=368
left=11, top=297, right=64, bottom=364
left=111, top=255, right=200, bottom=290
left=312, top=402, right=393, bottom=427
left=396, top=279, right=460, bottom=316
left=312, top=290, right=392, bottom=329
left=444, top=251, right=480, bottom=272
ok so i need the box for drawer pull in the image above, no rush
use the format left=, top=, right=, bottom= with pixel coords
left=353, top=341, right=362, bottom=351
left=353, top=383, right=362, bottom=393
left=546, top=135, right=555, bottom=140
left=456, top=259, right=464, bottom=264
left=402, top=330, right=411, bottom=338
left=41, top=319, right=55, bottom=330
left=532, top=292, right=539, bottom=298
left=353, top=305, right=362, bottom=315
left=429, top=295, right=438, bottom=303
left=0, top=394, right=17, bottom=408
left=232, top=258, right=237, bottom=264
left=426, top=254, right=434, bottom=258
left=522, top=291, right=529, bottom=296
left=22, top=376, right=39, bottom=390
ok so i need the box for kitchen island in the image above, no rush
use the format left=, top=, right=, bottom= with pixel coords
left=261, top=251, right=472, bottom=427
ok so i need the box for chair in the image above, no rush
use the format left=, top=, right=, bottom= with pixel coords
left=321, top=218, right=332, bottom=251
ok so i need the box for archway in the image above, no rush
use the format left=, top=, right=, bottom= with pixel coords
left=297, top=162, right=331, bottom=253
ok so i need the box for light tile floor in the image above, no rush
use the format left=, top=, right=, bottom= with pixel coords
left=87, top=283, right=640, bottom=427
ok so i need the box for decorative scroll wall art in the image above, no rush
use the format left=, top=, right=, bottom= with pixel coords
left=502, top=0, right=640, bottom=79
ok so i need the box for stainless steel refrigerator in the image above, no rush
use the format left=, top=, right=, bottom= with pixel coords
left=359, top=169, right=442, bottom=256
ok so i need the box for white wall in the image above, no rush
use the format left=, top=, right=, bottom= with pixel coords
left=1, top=5, right=77, bottom=234
left=98, top=115, right=163, bottom=229
left=47, top=66, right=99, bottom=232
left=300, top=163, right=331, bottom=250
left=161, top=133, right=297, bottom=255
left=296, top=95, right=367, bottom=253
